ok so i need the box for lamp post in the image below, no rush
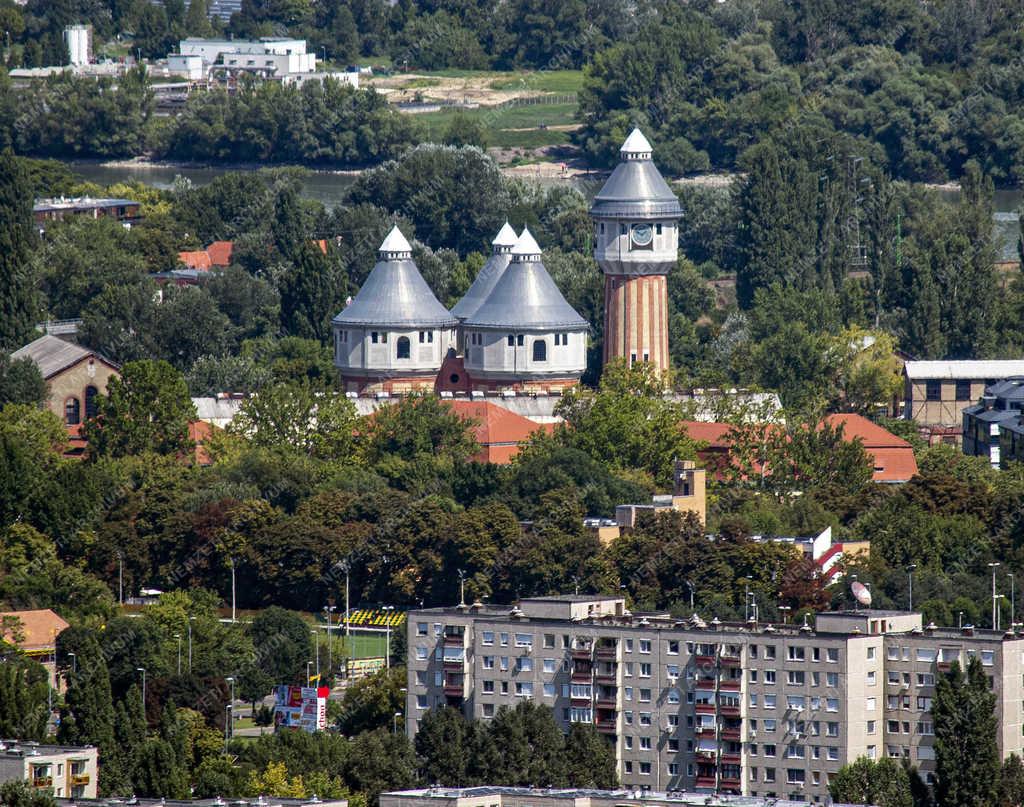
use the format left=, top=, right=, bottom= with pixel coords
left=383, top=605, right=395, bottom=669
left=313, top=630, right=320, bottom=679
left=1009, top=572, right=1016, bottom=629
left=174, top=632, right=182, bottom=676
left=779, top=605, right=791, bottom=624
left=306, top=660, right=313, bottom=685
left=137, top=667, right=146, bottom=716
left=229, top=556, right=236, bottom=623
left=458, top=569, right=466, bottom=605
left=188, top=616, right=195, bottom=674
left=116, top=550, right=124, bottom=606
left=685, top=580, right=695, bottom=611
left=959, top=611, right=964, bottom=629
left=393, top=711, right=402, bottom=733
left=989, top=562, right=1002, bottom=630
left=224, top=703, right=232, bottom=750
left=67, top=652, right=76, bottom=673
left=907, top=564, right=917, bottom=612
left=225, top=676, right=235, bottom=738
left=324, top=605, right=336, bottom=682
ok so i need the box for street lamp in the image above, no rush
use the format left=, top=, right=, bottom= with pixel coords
left=1009, top=572, right=1016, bottom=629
left=67, top=652, right=76, bottom=673
left=174, top=632, right=182, bottom=676
left=306, top=660, right=313, bottom=684
left=324, top=605, right=336, bottom=682
left=313, top=630, right=320, bottom=679
left=779, top=605, right=792, bottom=624
left=393, top=711, right=402, bottom=733
left=225, top=676, right=235, bottom=738
left=224, top=703, right=232, bottom=750
left=383, top=605, right=395, bottom=669
left=906, top=564, right=917, bottom=612
left=989, top=562, right=1002, bottom=630
left=685, top=580, right=695, bottom=611
left=229, top=556, right=236, bottom=623
left=137, top=667, right=146, bottom=716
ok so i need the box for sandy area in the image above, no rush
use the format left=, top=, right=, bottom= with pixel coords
left=365, top=72, right=555, bottom=106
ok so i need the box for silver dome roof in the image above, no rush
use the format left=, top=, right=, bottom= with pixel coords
left=589, top=129, right=682, bottom=219
left=332, top=227, right=457, bottom=328
left=464, top=228, right=588, bottom=331
left=450, top=222, right=518, bottom=321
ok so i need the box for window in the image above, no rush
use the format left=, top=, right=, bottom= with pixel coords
left=416, top=694, right=428, bottom=709
left=918, top=673, right=935, bottom=686
left=667, top=714, right=678, bottom=727
left=826, top=698, right=839, bottom=712
left=668, top=763, right=679, bottom=776
left=500, top=633, right=509, bottom=646
left=640, top=663, right=652, bottom=677
left=764, top=719, right=777, bottom=732
left=517, top=657, right=533, bottom=672
left=667, top=664, right=680, bottom=678
left=787, top=647, right=805, bottom=661
left=826, top=672, right=838, bottom=687
left=888, top=646, right=901, bottom=661
left=867, top=671, right=877, bottom=685
left=786, top=744, right=805, bottom=759
left=750, top=693, right=759, bottom=707
left=787, top=769, right=806, bottom=785
left=515, top=633, right=533, bottom=647
left=656, top=223, right=663, bottom=235
left=668, top=640, right=679, bottom=655
left=543, top=634, right=555, bottom=648
left=917, top=721, right=934, bottom=735
left=482, top=703, right=495, bottom=717
left=639, top=712, right=652, bottom=726
left=826, top=722, right=839, bottom=737
left=667, top=688, right=680, bottom=704
left=415, top=671, right=426, bottom=685
left=416, top=646, right=427, bottom=660
left=827, top=648, right=839, bottom=662
left=787, top=671, right=805, bottom=686
left=507, top=334, right=515, bottom=346
left=750, top=669, right=759, bottom=683
left=867, top=646, right=876, bottom=660
left=624, top=662, right=634, bottom=676
left=500, top=657, right=509, bottom=671
left=765, top=694, right=777, bottom=709
left=396, top=336, right=410, bottom=358
left=65, top=397, right=80, bottom=425
left=639, top=639, right=651, bottom=653
left=828, top=746, right=839, bottom=760
left=483, top=680, right=494, bottom=694
left=639, top=688, right=652, bottom=702
left=956, top=380, right=972, bottom=401
left=418, top=330, right=434, bottom=344
left=764, top=768, right=776, bottom=783
left=84, top=386, right=99, bottom=419
left=764, top=744, right=777, bottom=757
left=787, top=696, right=806, bottom=711
left=765, top=670, right=777, bottom=684
left=542, top=682, right=555, bottom=697
left=639, top=736, right=652, bottom=750
left=483, top=656, right=494, bottom=669
left=917, top=696, right=933, bottom=711
left=515, top=682, right=533, bottom=697
left=482, top=631, right=494, bottom=645
left=982, top=650, right=995, bottom=666
left=667, top=738, right=679, bottom=751
left=544, top=659, right=556, bottom=673
left=639, top=762, right=651, bottom=776
left=571, top=684, right=592, bottom=698
left=765, top=646, right=777, bottom=660
left=532, top=340, right=547, bottom=362
left=926, top=380, right=942, bottom=401
left=917, top=648, right=936, bottom=662
left=867, top=720, right=877, bottom=734
left=866, top=697, right=877, bottom=711
left=416, top=622, right=427, bottom=636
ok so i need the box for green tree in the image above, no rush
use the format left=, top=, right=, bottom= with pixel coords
left=248, top=607, right=313, bottom=686
left=83, top=360, right=196, bottom=458
left=133, top=737, right=190, bottom=798
left=829, top=756, right=913, bottom=807
left=336, top=667, right=406, bottom=736
left=414, top=707, right=469, bottom=785
left=564, top=723, right=617, bottom=788
left=0, top=780, right=56, bottom=807
left=0, top=654, right=48, bottom=740
left=229, top=380, right=358, bottom=460
left=441, top=113, right=489, bottom=149
left=0, top=149, right=38, bottom=349
left=56, top=627, right=126, bottom=794
left=488, top=701, right=566, bottom=787
left=998, top=754, right=1024, bottom=807
left=0, top=354, right=46, bottom=408
left=343, top=728, right=418, bottom=807
left=933, top=656, right=999, bottom=807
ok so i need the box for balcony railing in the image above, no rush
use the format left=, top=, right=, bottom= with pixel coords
left=32, top=777, right=52, bottom=789
left=721, top=753, right=741, bottom=764
left=595, top=645, right=617, bottom=660
left=695, top=703, right=717, bottom=715
left=720, top=727, right=741, bottom=740
left=70, top=774, right=90, bottom=786
left=719, top=704, right=741, bottom=717
left=694, top=654, right=717, bottom=667
left=571, top=648, right=592, bottom=661
left=595, top=719, right=617, bottom=734
left=695, top=776, right=717, bottom=789
left=720, top=654, right=742, bottom=667
left=718, top=680, right=742, bottom=692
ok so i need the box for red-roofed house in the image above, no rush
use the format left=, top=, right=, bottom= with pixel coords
left=682, top=414, right=918, bottom=484
left=206, top=240, right=235, bottom=266
left=0, top=608, right=69, bottom=688
left=823, top=413, right=919, bottom=483
left=177, top=249, right=213, bottom=271
left=448, top=400, right=552, bottom=463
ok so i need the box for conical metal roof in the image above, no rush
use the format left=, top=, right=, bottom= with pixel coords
left=465, top=229, right=588, bottom=331
left=332, top=227, right=456, bottom=328
left=590, top=129, right=682, bottom=219
left=450, top=222, right=518, bottom=321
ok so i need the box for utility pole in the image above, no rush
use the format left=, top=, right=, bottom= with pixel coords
left=990, top=562, right=1001, bottom=630
left=229, top=556, right=236, bottom=623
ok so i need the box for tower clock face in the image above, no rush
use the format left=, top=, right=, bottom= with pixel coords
left=630, top=223, right=654, bottom=247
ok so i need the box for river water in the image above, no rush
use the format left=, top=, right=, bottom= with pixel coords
left=67, top=160, right=1021, bottom=259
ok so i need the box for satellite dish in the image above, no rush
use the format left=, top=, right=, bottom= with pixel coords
left=852, top=581, right=872, bottom=607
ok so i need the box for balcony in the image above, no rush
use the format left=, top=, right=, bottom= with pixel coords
left=720, top=776, right=742, bottom=789
left=572, top=669, right=593, bottom=683
left=721, top=753, right=741, bottom=764
left=696, top=749, right=717, bottom=761
left=595, top=645, right=618, bottom=660
left=443, top=658, right=465, bottom=670
left=70, top=774, right=90, bottom=786
left=572, top=647, right=593, bottom=662
left=694, top=725, right=717, bottom=735
left=718, top=680, right=741, bottom=692
left=694, top=654, right=717, bottom=667
left=443, top=631, right=465, bottom=646
left=594, top=668, right=617, bottom=683
left=695, top=703, right=717, bottom=715
left=32, top=778, right=52, bottom=789
left=443, top=683, right=464, bottom=696
left=720, top=654, right=742, bottom=667
left=719, top=703, right=741, bottom=717
left=720, top=727, right=741, bottom=740
left=695, top=776, right=717, bottom=789
left=595, top=718, right=617, bottom=734
left=595, top=695, right=617, bottom=708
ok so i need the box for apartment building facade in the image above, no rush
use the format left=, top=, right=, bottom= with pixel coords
left=406, top=596, right=1024, bottom=804
left=0, top=742, right=98, bottom=798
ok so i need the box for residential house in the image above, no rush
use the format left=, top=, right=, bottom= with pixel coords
left=382, top=788, right=877, bottom=807
left=0, top=609, right=69, bottom=689
left=33, top=197, right=141, bottom=229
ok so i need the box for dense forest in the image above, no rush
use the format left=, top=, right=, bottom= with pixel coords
left=3, top=0, right=1024, bottom=183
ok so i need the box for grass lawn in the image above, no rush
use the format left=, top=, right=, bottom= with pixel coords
left=489, top=70, right=584, bottom=93
left=332, top=632, right=389, bottom=659
left=416, top=102, right=577, bottom=149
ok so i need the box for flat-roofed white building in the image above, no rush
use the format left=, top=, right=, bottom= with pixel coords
left=0, top=742, right=98, bottom=799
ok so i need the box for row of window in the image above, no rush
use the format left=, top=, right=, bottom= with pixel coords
left=922, top=379, right=981, bottom=402
left=887, top=645, right=995, bottom=665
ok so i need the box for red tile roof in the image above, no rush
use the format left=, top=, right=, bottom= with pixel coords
left=448, top=400, right=551, bottom=464
left=206, top=241, right=235, bottom=266
left=824, top=413, right=918, bottom=482
left=0, top=609, right=69, bottom=652
left=178, top=250, right=213, bottom=271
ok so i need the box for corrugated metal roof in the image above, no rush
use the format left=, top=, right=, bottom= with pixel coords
left=333, top=226, right=455, bottom=327
left=905, top=360, right=1024, bottom=380
left=464, top=235, right=588, bottom=330
left=590, top=131, right=682, bottom=219
left=11, top=334, right=98, bottom=379
left=450, top=224, right=517, bottom=321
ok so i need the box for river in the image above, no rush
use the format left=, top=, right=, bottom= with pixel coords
left=67, top=160, right=1021, bottom=259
